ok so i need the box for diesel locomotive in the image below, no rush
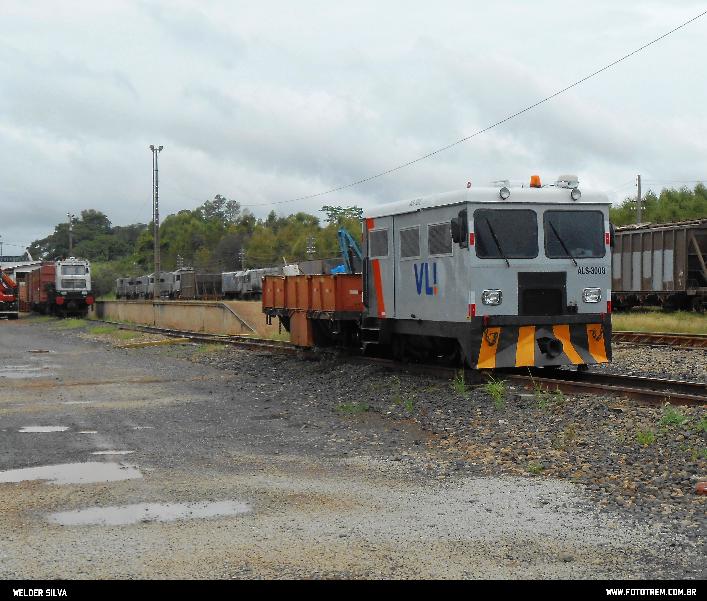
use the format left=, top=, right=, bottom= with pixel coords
left=27, top=257, right=94, bottom=316
left=263, top=175, right=613, bottom=370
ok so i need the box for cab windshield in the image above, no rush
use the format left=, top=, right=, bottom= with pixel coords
left=474, top=209, right=538, bottom=259
left=61, top=265, right=86, bottom=275
left=544, top=211, right=605, bottom=259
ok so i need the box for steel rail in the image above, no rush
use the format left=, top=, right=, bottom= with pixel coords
left=93, top=320, right=298, bottom=354
left=92, top=320, right=706, bottom=406
left=613, top=330, right=707, bottom=350
left=500, top=370, right=706, bottom=407
left=351, top=358, right=707, bottom=407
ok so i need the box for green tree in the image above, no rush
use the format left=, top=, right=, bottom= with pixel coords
left=610, top=183, right=707, bottom=226
left=321, top=205, right=363, bottom=225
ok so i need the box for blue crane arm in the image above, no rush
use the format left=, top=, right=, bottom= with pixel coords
left=336, top=228, right=363, bottom=274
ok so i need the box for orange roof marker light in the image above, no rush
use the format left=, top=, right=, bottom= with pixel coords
left=530, top=175, right=542, bottom=188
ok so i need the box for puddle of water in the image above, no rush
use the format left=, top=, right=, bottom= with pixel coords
left=91, top=450, right=134, bottom=455
left=0, top=462, right=142, bottom=484
left=19, top=426, right=69, bottom=433
left=47, top=500, right=251, bottom=526
left=77, top=431, right=98, bottom=434
left=0, top=366, right=44, bottom=379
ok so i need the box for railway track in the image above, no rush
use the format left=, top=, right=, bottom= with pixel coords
left=613, top=330, right=707, bottom=350
left=98, top=320, right=298, bottom=354
left=357, top=357, right=707, bottom=407
left=501, top=369, right=706, bottom=407
left=94, top=320, right=707, bottom=406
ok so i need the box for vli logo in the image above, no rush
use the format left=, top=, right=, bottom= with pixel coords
left=414, top=262, right=438, bottom=296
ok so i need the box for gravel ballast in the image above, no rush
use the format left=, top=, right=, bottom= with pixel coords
left=0, top=318, right=704, bottom=579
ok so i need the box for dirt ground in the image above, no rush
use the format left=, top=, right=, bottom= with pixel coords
left=0, top=316, right=703, bottom=580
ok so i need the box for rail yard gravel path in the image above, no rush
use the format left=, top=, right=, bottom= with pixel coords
left=0, top=317, right=704, bottom=579
left=596, top=343, right=706, bottom=383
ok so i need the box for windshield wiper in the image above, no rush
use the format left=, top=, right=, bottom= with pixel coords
left=485, top=218, right=510, bottom=267
left=549, top=221, right=578, bottom=267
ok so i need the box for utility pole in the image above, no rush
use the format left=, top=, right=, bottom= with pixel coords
left=0, top=234, right=3, bottom=258
left=306, top=236, right=316, bottom=259
left=67, top=213, right=75, bottom=255
left=636, top=174, right=642, bottom=224
left=150, top=145, right=163, bottom=298
left=239, top=248, right=246, bottom=270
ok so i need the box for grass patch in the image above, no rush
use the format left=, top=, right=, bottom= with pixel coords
left=636, top=429, right=656, bottom=446
left=552, top=424, right=578, bottom=449
left=612, top=310, right=707, bottom=335
left=528, top=461, right=544, bottom=475
left=337, top=402, right=370, bottom=415
left=528, top=370, right=565, bottom=410
left=112, top=330, right=141, bottom=340
left=266, top=331, right=291, bottom=342
left=28, top=315, right=55, bottom=323
left=87, top=324, right=143, bottom=341
left=659, top=404, right=689, bottom=428
left=483, top=376, right=506, bottom=410
left=193, top=343, right=228, bottom=354
left=88, top=325, right=118, bottom=335
left=52, top=318, right=87, bottom=330
left=451, top=369, right=470, bottom=397
left=388, top=376, right=414, bottom=413
left=696, top=416, right=707, bottom=434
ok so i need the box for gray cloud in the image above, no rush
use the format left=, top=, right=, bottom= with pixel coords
left=1, top=0, right=705, bottom=247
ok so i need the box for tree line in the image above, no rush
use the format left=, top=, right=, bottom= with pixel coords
left=609, top=183, right=706, bottom=226
left=28, top=196, right=362, bottom=296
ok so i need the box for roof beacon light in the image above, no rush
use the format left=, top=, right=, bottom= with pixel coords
left=570, top=187, right=582, bottom=201
left=499, top=186, right=511, bottom=200
left=530, top=175, right=542, bottom=188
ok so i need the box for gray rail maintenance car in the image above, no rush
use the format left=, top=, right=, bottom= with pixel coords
left=361, top=175, right=612, bottom=368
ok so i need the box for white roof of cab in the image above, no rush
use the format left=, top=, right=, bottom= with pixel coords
left=364, top=186, right=610, bottom=219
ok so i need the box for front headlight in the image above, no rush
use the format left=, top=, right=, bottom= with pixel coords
left=583, top=287, right=602, bottom=303
left=482, top=289, right=503, bottom=305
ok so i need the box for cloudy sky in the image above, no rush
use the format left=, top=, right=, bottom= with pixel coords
left=1, top=1, right=705, bottom=250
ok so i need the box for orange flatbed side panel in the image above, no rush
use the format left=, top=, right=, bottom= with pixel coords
left=262, top=277, right=276, bottom=310
left=290, top=311, right=314, bottom=347
left=309, top=275, right=324, bottom=311
left=265, top=274, right=363, bottom=313
left=285, top=277, right=298, bottom=309
left=273, top=277, right=287, bottom=309
left=294, top=275, right=311, bottom=310
left=334, top=275, right=363, bottom=312
left=310, top=275, right=335, bottom=311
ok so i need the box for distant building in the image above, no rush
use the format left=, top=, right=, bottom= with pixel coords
left=0, top=251, right=35, bottom=271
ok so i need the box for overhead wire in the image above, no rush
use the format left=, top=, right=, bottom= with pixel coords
left=235, top=10, right=707, bottom=208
